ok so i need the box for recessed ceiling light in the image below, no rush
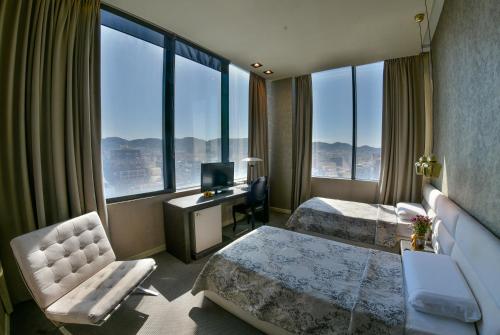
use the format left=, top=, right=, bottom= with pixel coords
left=263, top=69, right=274, bottom=75
left=251, top=62, right=263, bottom=68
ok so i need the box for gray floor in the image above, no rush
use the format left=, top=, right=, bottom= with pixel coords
left=11, top=212, right=290, bottom=335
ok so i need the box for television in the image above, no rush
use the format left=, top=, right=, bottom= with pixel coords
left=201, top=162, right=234, bottom=193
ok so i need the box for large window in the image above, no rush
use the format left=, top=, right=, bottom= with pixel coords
left=312, top=67, right=353, bottom=179
left=174, top=55, right=222, bottom=189
left=355, top=62, right=383, bottom=180
left=228, top=65, right=249, bottom=180
left=101, top=19, right=166, bottom=199
left=100, top=7, right=236, bottom=201
left=312, top=62, right=383, bottom=181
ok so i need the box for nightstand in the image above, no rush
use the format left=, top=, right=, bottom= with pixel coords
left=400, top=239, right=434, bottom=254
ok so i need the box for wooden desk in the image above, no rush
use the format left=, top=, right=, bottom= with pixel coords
left=164, top=187, right=249, bottom=263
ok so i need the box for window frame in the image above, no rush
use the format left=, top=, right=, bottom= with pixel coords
left=311, top=63, right=383, bottom=182
left=101, top=5, right=229, bottom=203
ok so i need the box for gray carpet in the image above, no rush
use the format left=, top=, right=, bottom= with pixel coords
left=11, top=212, right=290, bottom=335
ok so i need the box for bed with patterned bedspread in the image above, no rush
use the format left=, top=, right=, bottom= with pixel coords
left=286, top=197, right=399, bottom=248
left=192, top=226, right=405, bottom=335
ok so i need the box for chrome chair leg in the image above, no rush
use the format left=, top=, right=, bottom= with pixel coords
left=134, top=286, right=159, bottom=296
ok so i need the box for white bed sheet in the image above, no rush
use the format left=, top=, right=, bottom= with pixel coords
left=206, top=288, right=477, bottom=335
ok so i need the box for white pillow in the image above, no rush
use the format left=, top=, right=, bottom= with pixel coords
left=396, top=202, right=426, bottom=220
left=403, top=251, right=481, bottom=322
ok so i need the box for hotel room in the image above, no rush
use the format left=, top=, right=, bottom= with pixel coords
left=0, top=0, right=499, bottom=334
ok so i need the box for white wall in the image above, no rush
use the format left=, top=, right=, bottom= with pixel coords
left=311, top=178, right=378, bottom=203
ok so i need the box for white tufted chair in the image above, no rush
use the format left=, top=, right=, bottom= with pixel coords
left=10, top=211, right=157, bottom=332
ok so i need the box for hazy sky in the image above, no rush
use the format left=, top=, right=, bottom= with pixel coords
left=102, top=26, right=250, bottom=141
left=101, top=26, right=163, bottom=140
left=174, top=55, right=221, bottom=141
left=312, top=62, right=383, bottom=148
left=102, top=26, right=382, bottom=147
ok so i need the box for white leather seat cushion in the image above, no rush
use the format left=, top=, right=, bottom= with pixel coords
left=10, top=212, right=115, bottom=308
left=432, top=219, right=455, bottom=255
left=45, top=259, right=156, bottom=325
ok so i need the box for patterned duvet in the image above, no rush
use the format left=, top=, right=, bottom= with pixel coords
left=192, top=226, right=405, bottom=334
left=286, top=197, right=399, bottom=248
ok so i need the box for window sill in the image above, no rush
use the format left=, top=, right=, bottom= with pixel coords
left=107, top=177, right=249, bottom=205
left=175, top=185, right=201, bottom=193
left=106, top=189, right=172, bottom=204
left=311, top=177, right=379, bottom=184
left=233, top=178, right=247, bottom=185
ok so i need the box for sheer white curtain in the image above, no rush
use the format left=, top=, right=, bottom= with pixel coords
left=229, top=65, right=249, bottom=180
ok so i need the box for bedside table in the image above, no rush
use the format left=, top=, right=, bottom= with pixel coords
left=400, top=239, right=434, bottom=254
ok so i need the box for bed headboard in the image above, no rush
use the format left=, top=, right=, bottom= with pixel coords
left=422, top=183, right=500, bottom=335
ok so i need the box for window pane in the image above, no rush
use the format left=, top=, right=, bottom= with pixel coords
left=355, top=62, right=383, bottom=181
left=175, top=55, right=221, bottom=189
left=312, top=67, right=353, bottom=178
left=229, top=65, right=249, bottom=180
left=101, top=26, right=165, bottom=199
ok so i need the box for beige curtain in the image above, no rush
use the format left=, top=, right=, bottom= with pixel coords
left=0, top=261, right=13, bottom=333
left=248, top=73, right=269, bottom=180
left=378, top=54, right=426, bottom=205
left=291, top=75, right=313, bottom=210
left=0, top=0, right=105, bottom=303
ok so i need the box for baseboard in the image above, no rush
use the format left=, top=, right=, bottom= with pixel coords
left=270, top=207, right=292, bottom=215
left=127, top=244, right=166, bottom=260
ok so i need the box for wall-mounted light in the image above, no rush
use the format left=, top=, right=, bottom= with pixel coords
left=263, top=69, right=273, bottom=75
left=251, top=63, right=263, bottom=68
left=415, top=13, right=425, bottom=53
left=415, top=154, right=442, bottom=178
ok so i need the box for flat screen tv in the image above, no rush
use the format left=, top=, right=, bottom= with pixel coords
left=201, top=162, right=234, bottom=193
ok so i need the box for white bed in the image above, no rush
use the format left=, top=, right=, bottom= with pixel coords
left=195, top=184, right=500, bottom=335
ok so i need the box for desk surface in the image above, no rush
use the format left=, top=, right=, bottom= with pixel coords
left=165, top=186, right=248, bottom=210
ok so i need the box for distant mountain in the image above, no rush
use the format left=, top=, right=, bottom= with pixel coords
left=312, top=141, right=352, bottom=152
left=101, top=137, right=131, bottom=150
left=102, top=137, right=249, bottom=153
left=356, top=144, right=381, bottom=155
left=312, top=141, right=380, bottom=151
left=102, top=137, right=378, bottom=154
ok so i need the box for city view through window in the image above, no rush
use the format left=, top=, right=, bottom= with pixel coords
left=311, top=62, right=383, bottom=181
left=101, top=26, right=165, bottom=199
left=229, top=65, right=249, bottom=181
left=312, top=66, right=353, bottom=179
left=174, top=55, right=222, bottom=190
left=101, top=26, right=250, bottom=198
left=101, top=19, right=380, bottom=199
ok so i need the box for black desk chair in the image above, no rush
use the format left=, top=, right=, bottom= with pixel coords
left=232, top=176, right=268, bottom=232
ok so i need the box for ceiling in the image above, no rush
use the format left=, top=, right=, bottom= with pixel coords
left=104, top=0, right=443, bottom=81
